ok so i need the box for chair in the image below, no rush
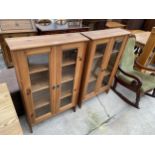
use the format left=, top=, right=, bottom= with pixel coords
left=136, top=27, right=155, bottom=66
left=112, top=35, right=155, bottom=108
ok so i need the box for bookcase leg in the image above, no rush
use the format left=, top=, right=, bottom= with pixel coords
left=28, top=123, right=33, bottom=133
left=72, top=106, right=76, bottom=112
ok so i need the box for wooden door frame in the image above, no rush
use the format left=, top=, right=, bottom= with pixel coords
left=80, top=38, right=112, bottom=101
left=24, top=47, right=54, bottom=124
left=95, top=38, right=114, bottom=91
left=79, top=40, right=97, bottom=101
left=55, top=42, right=87, bottom=113
left=97, top=36, right=129, bottom=93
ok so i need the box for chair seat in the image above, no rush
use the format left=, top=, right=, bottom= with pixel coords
left=118, top=69, right=155, bottom=93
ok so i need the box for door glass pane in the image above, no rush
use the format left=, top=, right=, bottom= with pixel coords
left=102, top=37, right=123, bottom=87
left=113, top=37, right=123, bottom=53
left=107, top=52, right=119, bottom=72
left=35, top=105, right=51, bottom=117
left=87, top=43, right=107, bottom=94
left=61, top=96, right=72, bottom=107
left=108, top=37, right=123, bottom=72
left=87, top=81, right=96, bottom=94
left=102, top=74, right=111, bottom=86
left=95, top=43, right=107, bottom=57
left=27, top=53, right=51, bottom=118
left=60, top=48, right=77, bottom=108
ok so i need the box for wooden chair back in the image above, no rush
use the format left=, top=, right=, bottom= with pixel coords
left=137, top=27, right=155, bottom=66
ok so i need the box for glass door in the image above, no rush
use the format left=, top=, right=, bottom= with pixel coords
left=101, top=37, right=124, bottom=88
left=56, top=43, right=84, bottom=112
left=26, top=49, right=53, bottom=121
left=86, top=40, right=109, bottom=95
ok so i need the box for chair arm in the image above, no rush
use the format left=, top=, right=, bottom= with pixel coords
left=135, top=59, right=155, bottom=73
left=117, top=66, right=142, bottom=87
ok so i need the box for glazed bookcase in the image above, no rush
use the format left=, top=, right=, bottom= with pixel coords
left=6, top=33, right=88, bottom=132
left=79, top=28, right=130, bottom=107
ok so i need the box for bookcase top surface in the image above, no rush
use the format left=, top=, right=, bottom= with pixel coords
left=81, top=28, right=130, bottom=40
left=6, top=33, right=89, bottom=51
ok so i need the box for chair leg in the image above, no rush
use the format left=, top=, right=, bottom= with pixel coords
left=135, top=90, right=141, bottom=109
left=112, top=78, right=141, bottom=109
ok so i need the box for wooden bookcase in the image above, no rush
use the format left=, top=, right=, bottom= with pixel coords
left=6, top=33, right=88, bottom=132
left=0, top=19, right=37, bottom=67
left=79, top=28, right=130, bottom=107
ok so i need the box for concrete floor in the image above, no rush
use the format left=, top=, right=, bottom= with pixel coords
left=0, top=53, right=155, bottom=135
left=19, top=85, right=155, bottom=135
left=0, top=53, right=6, bottom=70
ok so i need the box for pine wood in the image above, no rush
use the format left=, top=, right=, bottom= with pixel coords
left=0, top=83, right=23, bottom=135
left=81, top=28, right=129, bottom=40
left=0, top=20, right=37, bottom=67
left=6, top=33, right=88, bottom=131
left=106, top=21, right=126, bottom=29
left=29, top=64, right=48, bottom=74
left=137, top=27, right=155, bottom=66
left=79, top=29, right=130, bottom=106
left=6, top=33, right=89, bottom=51
left=135, top=31, right=150, bottom=48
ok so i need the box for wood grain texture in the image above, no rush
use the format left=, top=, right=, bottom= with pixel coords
left=81, top=28, right=130, bottom=40
left=0, top=83, right=23, bottom=135
left=137, top=28, right=155, bottom=66
left=135, top=31, right=150, bottom=46
left=106, top=21, right=126, bottom=29
left=6, top=33, right=89, bottom=51
left=79, top=29, right=130, bottom=107
left=9, top=33, right=89, bottom=129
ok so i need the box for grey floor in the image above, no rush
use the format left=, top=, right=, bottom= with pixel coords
left=19, top=84, right=155, bottom=135
left=0, top=52, right=6, bottom=70
left=1, top=53, right=155, bottom=135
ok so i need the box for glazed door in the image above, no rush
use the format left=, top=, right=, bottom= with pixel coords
left=83, top=39, right=110, bottom=100
left=56, top=43, right=85, bottom=113
left=98, top=36, right=128, bottom=92
left=26, top=48, right=55, bottom=123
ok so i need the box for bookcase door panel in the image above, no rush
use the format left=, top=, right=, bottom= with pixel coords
left=26, top=49, right=54, bottom=121
left=100, top=37, right=124, bottom=88
left=86, top=40, right=109, bottom=95
left=56, top=43, right=84, bottom=112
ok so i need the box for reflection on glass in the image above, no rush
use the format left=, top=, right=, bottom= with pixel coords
left=60, top=48, right=77, bottom=108
left=27, top=53, right=51, bottom=118
left=95, top=43, right=107, bottom=56
left=87, top=58, right=102, bottom=94
left=35, top=104, right=51, bottom=117
left=61, top=81, right=73, bottom=99
left=102, top=74, right=110, bottom=86
left=113, top=38, right=123, bottom=53
left=60, top=96, right=72, bottom=107
left=87, top=43, right=107, bottom=94
left=62, top=49, right=77, bottom=67
left=87, top=81, right=96, bottom=94
left=107, top=52, right=119, bottom=72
